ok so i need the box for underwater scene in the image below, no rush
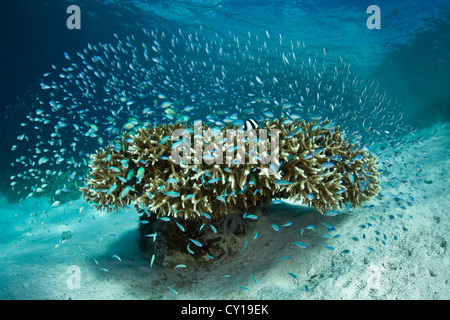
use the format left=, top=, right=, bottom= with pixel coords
left=1, top=0, right=449, bottom=303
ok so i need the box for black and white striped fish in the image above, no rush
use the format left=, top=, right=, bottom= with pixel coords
left=243, top=119, right=259, bottom=131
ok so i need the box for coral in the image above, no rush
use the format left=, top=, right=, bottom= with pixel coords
left=80, top=118, right=380, bottom=219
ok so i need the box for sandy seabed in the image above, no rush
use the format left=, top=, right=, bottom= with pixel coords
left=1, top=123, right=449, bottom=300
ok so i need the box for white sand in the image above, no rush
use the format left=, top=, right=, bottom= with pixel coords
left=1, top=123, right=449, bottom=300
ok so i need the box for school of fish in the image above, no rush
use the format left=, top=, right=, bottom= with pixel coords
left=6, top=25, right=433, bottom=297
left=9, top=26, right=413, bottom=205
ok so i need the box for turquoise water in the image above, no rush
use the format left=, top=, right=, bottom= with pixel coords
left=1, top=0, right=449, bottom=301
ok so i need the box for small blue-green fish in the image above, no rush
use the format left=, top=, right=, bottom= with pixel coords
left=159, top=217, right=171, bottom=222
left=281, top=222, right=292, bottom=227
left=330, top=155, right=343, bottom=162
left=224, top=167, right=232, bottom=173
left=107, top=184, right=117, bottom=195
left=160, top=136, right=170, bottom=144
left=288, top=127, right=303, bottom=136
left=293, top=241, right=307, bottom=248
left=201, top=212, right=211, bottom=219
left=111, top=254, right=121, bottom=261
left=117, top=176, right=127, bottom=183
left=306, top=225, right=316, bottom=232
left=221, top=275, right=231, bottom=278
left=322, top=123, right=335, bottom=130
left=187, top=244, right=195, bottom=254
left=240, top=287, right=250, bottom=291
left=167, top=286, right=178, bottom=295
left=313, top=148, right=323, bottom=154
left=174, top=264, right=186, bottom=269
left=145, top=233, right=157, bottom=242
left=216, top=195, right=226, bottom=204
left=242, top=241, right=248, bottom=253
left=305, top=193, right=315, bottom=200
left=321, top=162, right=335, bottom=169
left=175, top=221, right=185, bottom=232
left=271, top=224, right=280, bottom=231
left=108, top=166, right=121, bottom=173
left=126, top=169, right=134, bottom=181
left=340, top=249, right=350, bottom=256
left=99, top=268, right=109, bottom=272
left=185, top=194, right=195, bottom=200
left=136, top=167, right=145, bottom=183
left=203, top=170, right=212, bottom=177
left=358, top=180, right=366, bottom=192
left=207, top=178, right=221, bottom=184
left=352, top=154, right=364, bottom=161
left=348, top=173, right=355, bottom=183
left=166, top=178, right=179, bottom=184
left=275, top=180, right=292, bottom=186
left=325, top=246, right=335, bottom=250
left=120, top=159, right=129, bottom=169
left=209, top=224, right=217, bottom=233
left=150, top=254, right=155, bottom=268
left=322, top=222, right=333, bottom=229
left=244, top=214, right=258, bottom=220
left=277, top=256, right=290, bottom=261
left=189, top=238, right=202, bottom=247
left=250, top=274, right=257, bottom=284
left=119, top=187, right=131, bottom=199
left=164, top=191, right=180, bottom=198
left=288, top=273, right=298, bottom=279
left=254, top=231, right=258, bottom=239
left=255, top=75, right=263, bottom=84
left=286, top=155, right=296, bottom=161
left=303, top=153, right=313, bottom=160
left=335, top=189, right=345, bottom=195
